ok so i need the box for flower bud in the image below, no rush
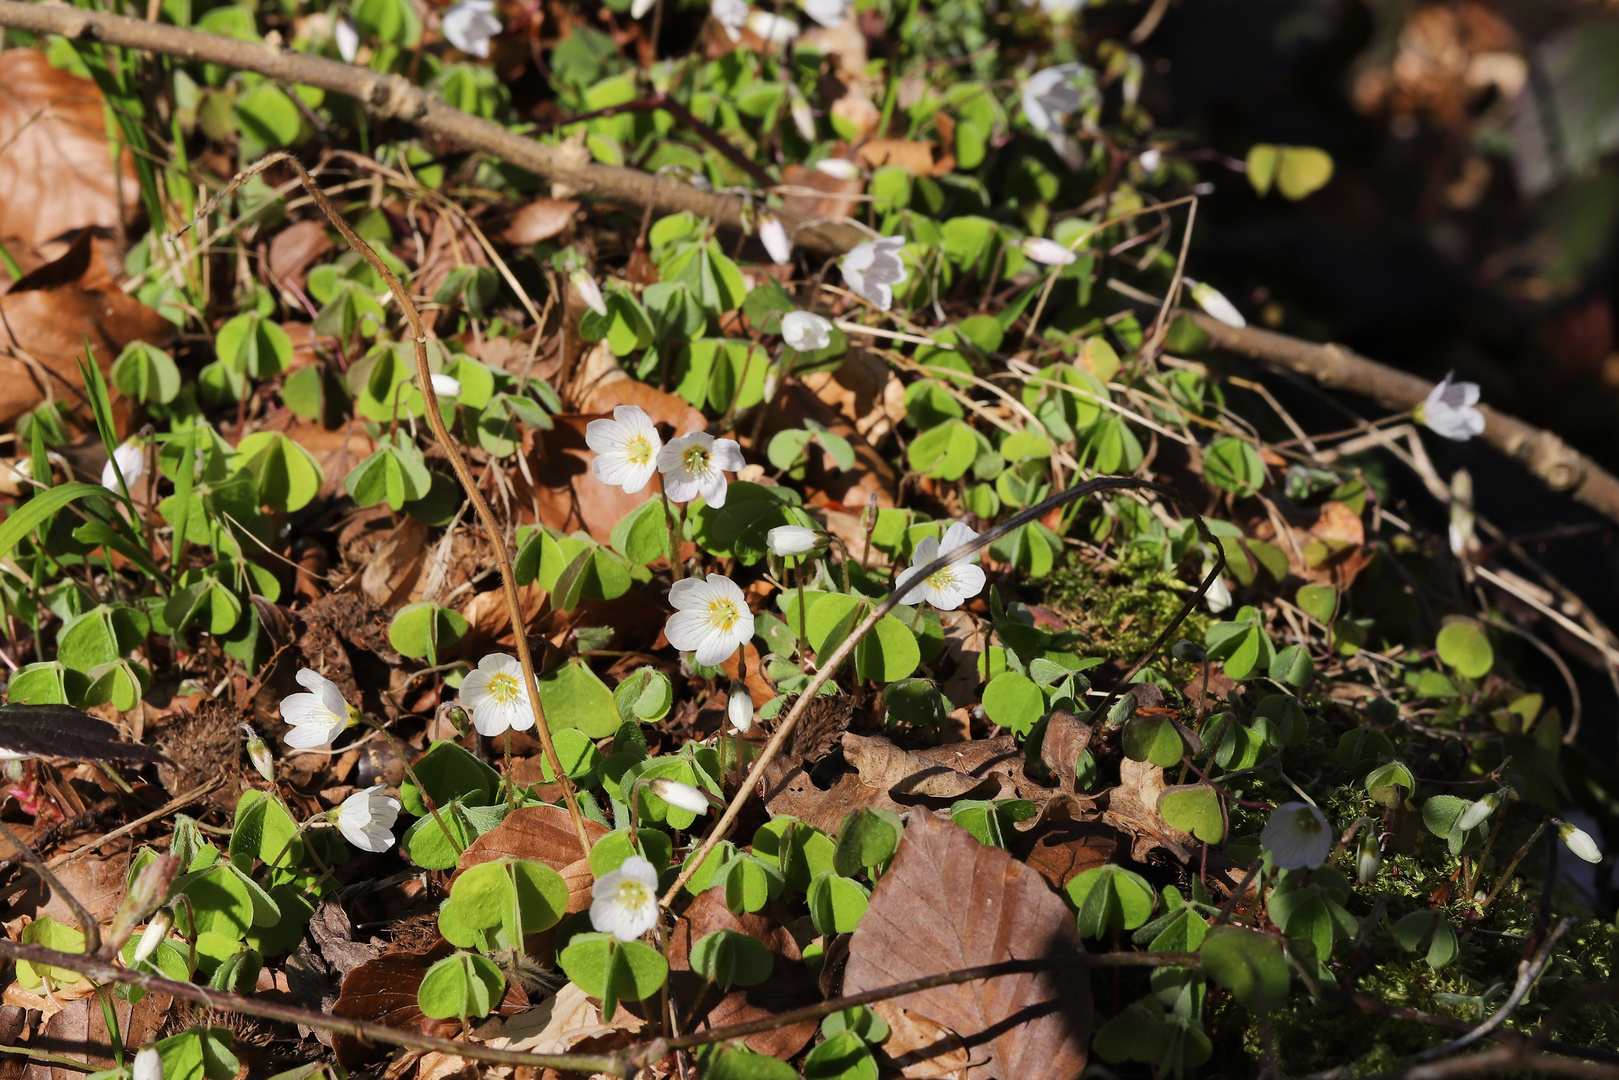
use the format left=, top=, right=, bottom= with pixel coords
left=106, top=853, right=180, bottom=956
left=1456, top=788, right=1503, bottom=832
left=1557, top=820, right=1603, bottom=864
left=133, top=1045, right=163, bottom=1080
left=241, top=725, right=275, bottom=784
left=767, top=525, right=824, bottom=558
left=436, top=702, right=473, bottom=738
left=1356, top=831, right=1383, bottom=884
left=649, top=777, right=711, bottom=815
left=1169, top=639, right=1206, bottom=663
left=132, top=908, right=173, bottom=965
left=727, top=681, right=754, bottom=733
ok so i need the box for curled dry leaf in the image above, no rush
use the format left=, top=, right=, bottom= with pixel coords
left=1012, top=818, right=1118, bottom=892
left=667, top=887, right=820, bottom=1059
left=22, top=987, right=170, bottom=1080
left=778, top=162, right=865, bottom=222
left=0, top=231, right=174, bottom=426
left=1037, top=709, right=1093, bottom=790
left=855, top=138, right=956, bottom=177
left=843, top=810, right=1093, bottom=1080
left=843, top=732, right=1016, bottom=800
left=503, top=197, right=580, bottom=245
left=479, top=981, right=644, bottom=1057
left=870, top=1000, right=971, bottom=1080
left=1102, top=757, right=1195, bottom=863
left=0, top=50, right=136, bottom=255
left=266, top=219, right=335, bottom=293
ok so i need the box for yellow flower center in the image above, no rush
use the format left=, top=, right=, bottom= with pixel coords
left=707, top=598, right=740, bottom=631
left=487, top=672, right=521, bottom=704
left=614, top=880, right=650, bottom=907
left=681, top=445, right=712, bottom=473
left=625, top=435, right=653, bottom=465
left=926, top=566, right=959, bottom=591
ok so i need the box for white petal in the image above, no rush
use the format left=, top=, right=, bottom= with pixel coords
left=814, top=158, right=862, bottom=180
left=650, top=778, right=710, bottom=814
left=665, top=608, right=717, bottom=653
left=1021, top=237, right=1077, bottom=266
left=335, top=17, right=359, bottom=61
left=710, top=439, right=746, bottom=473
left=668, top=575, right=719, bottom=610
left=940, top=521, right=981, bottom=561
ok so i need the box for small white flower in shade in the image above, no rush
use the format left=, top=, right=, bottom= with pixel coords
left=458, top=653, right=538, bottom=736
left=1557, top=821, right=1603, bottom=864
left=1261, top=802, right=1333, bottom=870
left=1139, top=147, right=1162, bottom=174
left=630, top=0, right=655, bottom=16
left=768, top=524, right=823, bottom=557
left=656, top=431, right=745, bottom=507
left=746, top=9, right=799, bottom=43
left=1020, top=236, right=1077, bottom=266
left=780, top=310, right=833, bottom=351
left=335, top=784, right=401, bottom=853
left=441, top=0, right=501, bottom=57
left=1202, top=558, right=1232, bottom=613
left=1456, top=789, right=1503, bottom=832
left=133, top=1046, right=163, bottom=1080
left=665, top=574, right=754, bottom=666
left=279, top=668, right=354, bottom=749
left=758, top=214, right=793, bottom=265
left=1421, top=372, right=1486, bottom=442
left=1032, top=0, right=1086, bottom=16
left=1356, top=830, right=1383, bottom=884
left=1185, top=278, right=1246, bottom=329
left=711, top=0, right=748, bottom=41
left=802, top=0, right=847, bottom=27
left=587, top=405, right=663, bottom=494
left=841, top=236, right=909, bottom=311
left=569, top=268, right=609, bottom=317
left=101, top=441, right=146, bottom=493
left=898, top=521, right=987, bottom=611
left=789, top=87, right=816, bottom=141
left=649, top=777, right=711, bottom=815
left=814, top=158, right=862, bottom=180
left=132, top=909, right=173, bottom=965
left=335, top=17, right=360, bottom=62
left=590, top=855, right=660, bottom=942
left=727, top=681, right=754, bottom=732
left=427, top=373, right=462, bottom=398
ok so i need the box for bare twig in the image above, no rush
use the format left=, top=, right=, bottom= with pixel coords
left=1411, top=917, right=1576, bottom=1063
left=0, top=819, right=101, bottom=956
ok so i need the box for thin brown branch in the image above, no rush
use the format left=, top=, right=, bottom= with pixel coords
left=1180, top=311, right=1619, bottom=529
left=0, top=1, right=861, bottom=255
left=0, top=936, right=628, bottom=1076
left=0, top=819, right=101, bottom=956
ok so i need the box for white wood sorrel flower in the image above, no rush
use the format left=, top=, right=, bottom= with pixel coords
left=591, top=855, right=660, bottom=941
left=665, top=574, right=754, bottom=666
left=133, top=1046, right=162, bottom=1080
left=898, top=521, right=987, bottom=611
left=802, top=0, right=847, bottom=27
left=727, top=681, right=754, bottom=732
left=1420, top=372, right=1485, bottom=442
left=768, top=524, right=823, bottom=557
left=458, top=653, right=538, bottom=736
left=1185, top=278, right=1246, bottom=329
left=1557, top=820, right=1602, bottom=864
left=1022, top=63, right=1092, bottom=168
left=441, top=0, right=501, bottom=57
left=569, top=267, right=608, bottom=317
left=101, top=441, right=146, bottom=492
left=587, top=405, right=663, bottom=494
left=841, top=236, right=909, bottom=311
left=711, top=0, right=748, bottom=41
left=814, top=158, right=862, bottom=180
left=657, top=431, right=744, bottom=507
left=335, top=784, right=401, bottom=853
left=334, top=17, right=359, bottom=62
left=746, top=10, right=799, bottom=44
left=280, top=668, right=354, bottom=748
left=781, top=311, right=833, bottom=351
left=1261, top=802, right=1332, bottom=869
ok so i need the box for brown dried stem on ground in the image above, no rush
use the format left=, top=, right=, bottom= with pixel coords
left=179, top=153, right=593, bottom=857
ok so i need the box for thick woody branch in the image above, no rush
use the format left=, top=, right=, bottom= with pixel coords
left=1184, top=312, right=1619, bottom=528
left=0, top=0, right=866, bottom=255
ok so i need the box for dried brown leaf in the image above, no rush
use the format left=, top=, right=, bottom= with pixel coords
left=504, top=198, right=580, bottom=245
left=871, top=1001, right=971, bottom=1080
left=1102, top=757, right=1195, bottom=863
left=22, top=987, right=169, bottom=1080
left=855, top=139, right=956, bottom=177
left=266, top=220, right=334, bottom=293
left=843, top=810, right=1092, bottom=1080
left=453, top=805, right=608, bottom=878
left=0, top=50, right=134, bottom=255
left=843, top=733, right=1012, bottom=800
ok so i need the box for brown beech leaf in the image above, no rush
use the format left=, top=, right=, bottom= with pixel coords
left=843, top=810, right=1093, bottom=1080
left=453, top=805, right=608, bottom=878
left=843, top=732, right=1014, bottom=800
left=1038, top=710, right=1093, bottom=790
left=480, top=982, right=644, bottom=1056
left=24, top=990, right=170, bottom=1080
left=332, top=944, right=528, bottom=1068
left=0, top=50, right=135, bottom=255
left=266, top=219, right=334, bottom=293
left=0, top=231, right=174, bottom=426
left=1012, top=818, right=1119, bottom=892
left=779, top=162, right=864, bottom=222
left=667, top=887, right=820, bottom=1059
left=854, top=138, right=956, bottom=177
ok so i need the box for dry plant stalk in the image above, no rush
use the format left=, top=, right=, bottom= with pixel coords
left=177, top=153, right=593, bottom=856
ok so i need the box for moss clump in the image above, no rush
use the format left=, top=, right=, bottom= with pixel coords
left=1039, top=545, right=1211, bottom=664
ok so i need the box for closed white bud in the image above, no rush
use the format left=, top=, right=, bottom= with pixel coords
left=132, top=909, right=173, bottom=965
left=768, top=525, right=823, bottom=557
left=1187, top=278, right=1246, bottom=329
left=649, top=777, right=711, bottom=815
left=241, top=725, right=275, bottom=784
left=1456, top=789, right=1503, bottom=832
left=133, top=1046, right=162, bottom=1080
left=1558, top=821, right=1603, bottom=864
left=569, top=268, right=608, bottom=317
left=1356, top=831, right=1383, bottom=884
left=727, top=681, right=755, bottom=732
